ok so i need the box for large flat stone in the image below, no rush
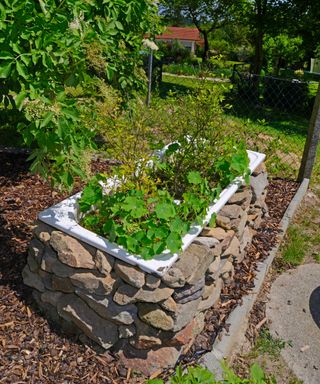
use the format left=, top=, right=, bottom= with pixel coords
left=70, top=272, right=116, bottom=295
left=138, top=304, right=174, bottom=331
left=50, top=231, right=96, bottom=269
left=22, top=265, right=45, bottom=292
left=118, top=345, right=181, bottom=376
left=219, top=204, right=243, bottom=219
left=114, top=260, right=145, bottom=288
left=57, top=295, right=118, bottom=350
left=41, top=246, right=75, bottom=277
left=175, top=244, right=214, bottom=285
left=161, top=267, right=186, bottom=288
left=76, top=290, right=137, bottom=325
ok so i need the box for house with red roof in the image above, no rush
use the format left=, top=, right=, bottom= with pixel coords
left=155, top=26, right=204, bottom=54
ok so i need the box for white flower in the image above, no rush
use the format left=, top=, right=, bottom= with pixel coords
left=142, top=39, right=159, bottom=51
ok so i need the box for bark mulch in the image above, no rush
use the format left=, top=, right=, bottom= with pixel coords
left=0, top=153, right=299, bottom=383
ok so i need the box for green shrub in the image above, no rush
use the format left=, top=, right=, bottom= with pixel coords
left=147, top=363, right=276, bottom=383
left=0, top=0, right=159, bottom=187
left=78, top=89, right=250, bottom=259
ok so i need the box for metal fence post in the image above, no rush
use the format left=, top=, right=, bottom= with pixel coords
left=146, top=50, right=153, bottom=107
left=298, top=82, right=320, bottom=182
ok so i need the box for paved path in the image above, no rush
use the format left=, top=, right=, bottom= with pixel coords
left=267, top=263, right=320, bottom=384
left=162, top=72, right=230, bottom=83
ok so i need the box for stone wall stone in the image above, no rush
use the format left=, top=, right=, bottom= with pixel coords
left=22, top=163, right=268, bottom=375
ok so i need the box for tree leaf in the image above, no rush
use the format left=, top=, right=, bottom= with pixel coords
left=166, top=232, right=182, bottom=253
left=0, top=62, right=12, bottom=78
left=155, top=202, right=176, bottom=220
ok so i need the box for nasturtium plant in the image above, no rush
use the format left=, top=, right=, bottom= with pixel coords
left=79, top=139, right=250, bottom=260
left=0, top=0, right=160, bottom=187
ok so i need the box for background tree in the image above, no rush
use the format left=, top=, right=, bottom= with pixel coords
left=160, top=0, right=239, bottom=61
left=264, top=34, right=303, bottom=74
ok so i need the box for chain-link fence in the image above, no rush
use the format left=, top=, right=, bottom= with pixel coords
left=224, top=68, right=319, bottom=181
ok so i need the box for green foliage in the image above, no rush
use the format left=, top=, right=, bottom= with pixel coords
left=264, top=34, right=304, bottom=74
left=79, top=89, right=250, bottom=259
left=147, top=363, right=276, bottom=383
left=255, top=328, right=289, bottom=359
left=281, top=226, right=309, bottom=266
left=0, top=0, right=159, bottom=187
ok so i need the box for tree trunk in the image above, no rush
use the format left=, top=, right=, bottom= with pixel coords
left=202, top=31, right=210, bottom=62
left=253, top=0, right=266, bottom=74
left=253, top=29, right=264, bottom=74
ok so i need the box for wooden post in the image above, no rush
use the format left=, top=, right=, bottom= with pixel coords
left=298, top=82, right=320, bottom=182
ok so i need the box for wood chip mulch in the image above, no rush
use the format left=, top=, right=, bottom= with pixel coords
left=0, top=153, right=299, bottom=383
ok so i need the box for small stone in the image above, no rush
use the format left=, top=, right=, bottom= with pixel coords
left=113, top=284, right=139, bottom=306
left=219, top=204, right=243, bottom=219
left=136, top=285, right=174, bottom=303
left=160, top=297, right=177, bottom=313
left=33, top=222, right=53, bottom=243
left=50, top=232, right=96, bottom=269
left=41, top=246, right=74, bottom=277
left=70, top=272, right=116, bottom=295
left=234, top=212, right=248, bottom=238
left=119, top=324, right=136, bottom=339
left=251, top=172, right=268, bottom=201
left=57, top=295, right=118, bottom=350
left=27, top=254, right=39, bottom=272
left=222, top=237, right=240, bottom=260
left=219, top=260, right=234, bottom=283
left=28, top=238, right=44, bottom=264
left=206, top=255, right=221, bottom=283
left=173, top=298, right=202, bottom=331
left=193, top=236, right=220, bottom=249
left=38, top=270, right=53, bottom=290
left=22, top=265, right=45, bottom=292
left=216, top=215, right=231, bottom=230
left=138, top=304, right=174, bottom=331
left=114, top=261, right=145, bottom=288
left=76, top=290, right=137, bottom=325
left=201, top=227, right=234, bottom=242
left=252, top=163, right=266, bottom=176
left=145, top=274, right=161, bottom=289
left=118, top=345, right=181, bottom=376
left=52, top=276, right=74, bottom=293
left=173, top=278, right=205, bottom=303
left=41, top=291, right=62, bottom=307
left=95, top=250, right=114, bottom=275
left=198, top=279, right=222, bottom=311
left=130, top=335, right=162, bottom=350
left=167, top=314, right=205, bottom=347
left=240, top=227, right=255, bottom=253
left=228, top=189, right=252, bottom=208
left=162, top=268, right=185, bottom=288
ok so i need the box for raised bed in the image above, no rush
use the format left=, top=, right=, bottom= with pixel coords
left=23, top=154, right=268, bottom=376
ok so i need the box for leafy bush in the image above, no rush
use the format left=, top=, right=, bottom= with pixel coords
left=159, top=40, right=193, bottom=64
left=147, top=363, right=276, bottom=383
left=0, top=0, right=159, bottom=187
left=78, top=89, right=250, bottom=260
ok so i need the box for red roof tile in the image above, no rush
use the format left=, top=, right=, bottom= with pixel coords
left=156, top=27, right=203, bottom=42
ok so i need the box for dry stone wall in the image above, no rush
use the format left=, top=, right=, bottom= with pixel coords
left=23, top=163, right=268, bottom=375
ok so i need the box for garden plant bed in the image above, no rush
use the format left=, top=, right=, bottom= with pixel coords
left=0, top=152, right=298, bottom=383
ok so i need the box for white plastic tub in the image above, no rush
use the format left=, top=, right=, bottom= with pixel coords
left=38, top=150, right=265, bottom=276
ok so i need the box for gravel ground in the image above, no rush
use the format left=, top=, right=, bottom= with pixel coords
left=0, top=153, right=299, bottom=383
